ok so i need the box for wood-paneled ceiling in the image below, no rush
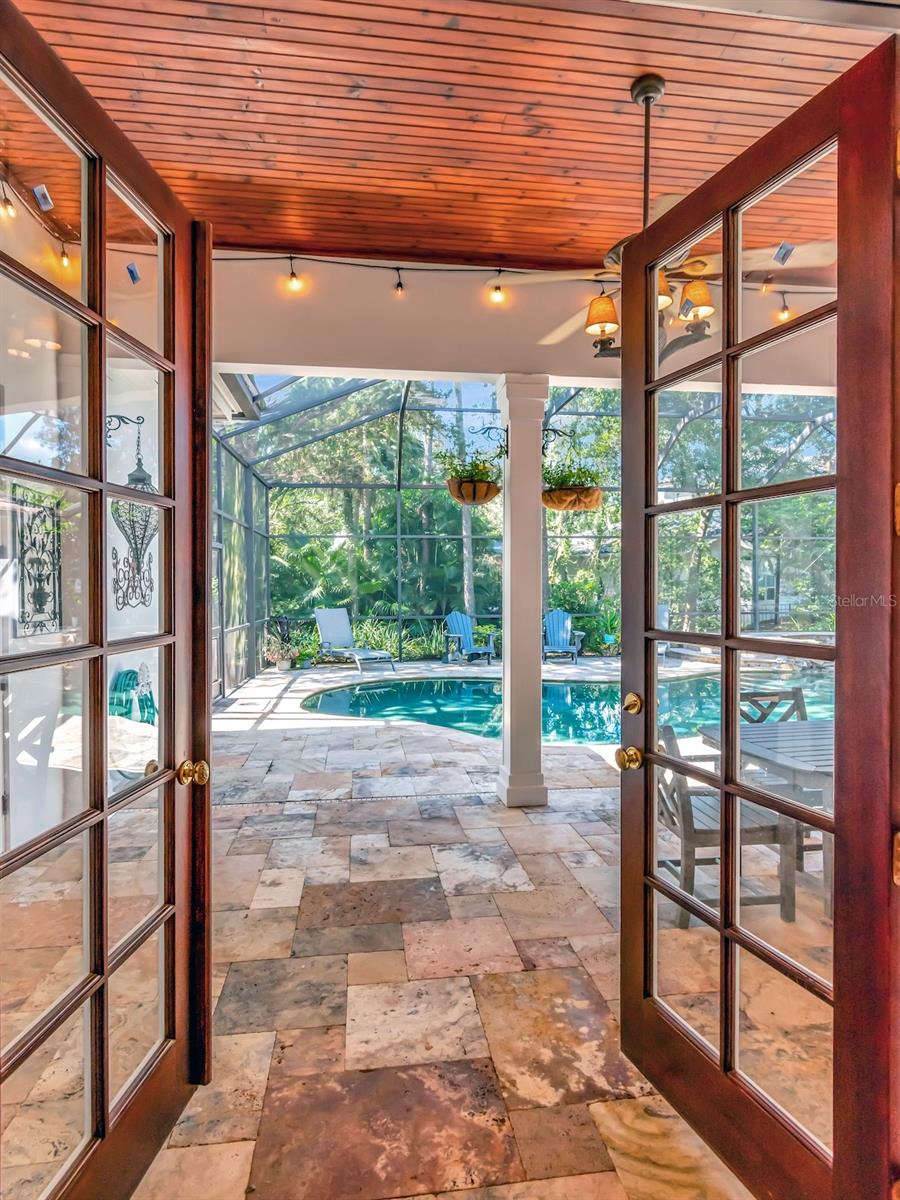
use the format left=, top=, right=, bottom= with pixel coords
left=13, top=0, right=884, bottom=268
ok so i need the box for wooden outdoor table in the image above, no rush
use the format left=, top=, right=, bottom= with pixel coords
left=699, top=719, right=834, bottom=812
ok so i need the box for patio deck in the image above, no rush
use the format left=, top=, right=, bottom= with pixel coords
left=129, top=663, right=828, bottom=1199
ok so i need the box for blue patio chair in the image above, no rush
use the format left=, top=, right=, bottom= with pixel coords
left=542, top=609, right=584, bottom=663
left=444, top=610, right=495, bottom=665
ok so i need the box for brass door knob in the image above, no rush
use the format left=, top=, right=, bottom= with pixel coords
left=176, top=759, right=211, bottom=786
left=622, top=691, right=643, bottom=715
left=615, top=746, right=644, bottom=771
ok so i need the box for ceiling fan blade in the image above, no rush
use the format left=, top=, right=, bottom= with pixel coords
left=503, top=268, right=617, bottom=287
left=538, top=306, right=591, bottom=345
left=741, top=238, right=837, bottom=272
left=649, top=192, right=686, bottom=222
left=680, top=238, right=837, bottom=278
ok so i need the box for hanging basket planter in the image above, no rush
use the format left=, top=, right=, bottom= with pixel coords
left=446, top=478, right=501, bottom=505
left=541, top=485, right=602, bottom=512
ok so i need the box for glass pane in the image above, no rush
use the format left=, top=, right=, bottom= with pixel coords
left=106, top=180, right=163, bottom=353
left=252, top=477, right=266, bottom=530
left=106, top=339, right=164, bottom=493
left=108, top=787, right=165, bottom=949
left=107, top=646, right=162, bottom=796
left=737, top=801, right=832, bottom=982
left=653, top=891, right=720, bottom=1055
left=740, top=146, right=837, bottom=342
left=737, top=653, right=833, bottom=812
left=107, top=498, right=164, bottom=639
left=0, top=72, right=85, bottom=301
left=0, top=831, right=88, bottom=1052
left=400, top=538, right=462, bottom=616
left=0, top=1002, right=90, bottom=1198
left=221, top=450, right=243, bottom=520
left=655, top=507, right=721, bottom=633
left=253, top=534, right=268, bottom=618
left=0, top=474, right=88, bottom=654
left=655, top=223, right=723, bottom=377
left=655, top=642, right=722, bottom=775
left=108, top=926, right=165, bottom=1104
left=0, top=274, right=86, bottom=472
left=653, top=766, right=720, bottom=910
left=736, top=948, right=832, bottom=1148
left=224, top=628, right=247, bottom=691
left=654, top=367, right=722, bottom=501
left=1, top=659, right=88, bottom=853
left=739, top=492, right=835, bottom=643
left=223, top=519, right=247, bottom=629
left=739, top=320, right=835, bottom=488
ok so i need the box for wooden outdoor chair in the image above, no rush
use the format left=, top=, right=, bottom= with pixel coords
left=444, top=611, right=495, bottom=664
left=739, top=686, right=808, bottom=724
left=657, top=725, right=796, bottom=926
left=542, top=609, right=585, bottom=663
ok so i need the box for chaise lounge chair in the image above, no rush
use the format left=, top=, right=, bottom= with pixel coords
left=542, top=608, right=584, bottom=663
left=314, top=607, right=396, bottom=673
left=444, top=610, right=495, bottom=664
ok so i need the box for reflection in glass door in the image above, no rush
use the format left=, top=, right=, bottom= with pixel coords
left=0, top=21, right=208, bottom=1199
left=620, top=40, right=899, bottom=1200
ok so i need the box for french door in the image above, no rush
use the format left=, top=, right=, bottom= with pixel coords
left=0, top=6, right=211, bottom=1199
left=620, top=36, right=899, bottom=1200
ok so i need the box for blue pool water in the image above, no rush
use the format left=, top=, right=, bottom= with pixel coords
left=302, top=674, right=835, bottom=745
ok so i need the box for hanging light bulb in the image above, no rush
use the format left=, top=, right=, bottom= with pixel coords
left=777, top=292, right=791, bottom=322
left=677, top=280, right=715, bottom=322
left=584, top=293, right=620, bottom=337
left=657, top=269, right=673, bottom=311
left=760, top=273, right=773, bottom=295
left=394, top=267, right=405, bottom=296
left=286, top=255, right=303, bottom=293
left=59, top=242, right=70, bottom=269
left=0, top=181, right=15, bottom=219
left=489, top=269, right=505, bottom=304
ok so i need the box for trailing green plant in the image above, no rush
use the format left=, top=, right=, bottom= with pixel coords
left=435, top=450, right=501, bottom=484
left=542, top=461, right=601, bottom=490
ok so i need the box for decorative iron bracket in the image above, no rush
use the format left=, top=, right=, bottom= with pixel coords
left=468, top=424, right=508, bottom=458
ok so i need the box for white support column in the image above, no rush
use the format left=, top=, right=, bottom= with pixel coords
left=497, top=373, right=549, bottom=808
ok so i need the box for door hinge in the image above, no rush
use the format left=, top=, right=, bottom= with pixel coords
left=895, top=483, right=900, bottom=536
left=892, top=832, right=900, bottom=887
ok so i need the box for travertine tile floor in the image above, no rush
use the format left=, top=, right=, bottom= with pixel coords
left=132, top=668, right=764, bottom=1200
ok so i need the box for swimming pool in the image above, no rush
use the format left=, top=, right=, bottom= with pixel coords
left=301, top=674, right=835, bottom=744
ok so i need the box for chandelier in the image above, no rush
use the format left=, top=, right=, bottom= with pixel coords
left=110, top=419, right=159, bottom=609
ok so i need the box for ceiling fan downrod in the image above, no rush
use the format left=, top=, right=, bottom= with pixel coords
left=630, top=73, right=666, bottom=229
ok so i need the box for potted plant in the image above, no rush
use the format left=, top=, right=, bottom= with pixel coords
left=264, top=617, right=299, bottom=671
left=290, top=628, right=319, bottom=669
left=541, top=462, right=602, bottom=511
left=436, top=450, right=502, bottom=505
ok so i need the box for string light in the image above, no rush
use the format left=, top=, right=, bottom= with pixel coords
left=394, top=268, right=405, bottom=296
left=489, top=269, right=506, bottom=304
left=286, top=255, right=303, bottom=293
left=777, top=291, right=791, bottom=322
left=760, top=273, right=773, bottom=295
left=0, top=181, right=15, bottom=219
left=59, top=242, right=70, bottom=269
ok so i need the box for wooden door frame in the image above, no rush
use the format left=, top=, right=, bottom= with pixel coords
left=0, top=4, right=211, bottom=1196
left=620, top=35, right=899, bottom=1200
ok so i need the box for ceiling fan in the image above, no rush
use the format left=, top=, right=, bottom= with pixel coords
left=504, top=74, right=837, bottom=358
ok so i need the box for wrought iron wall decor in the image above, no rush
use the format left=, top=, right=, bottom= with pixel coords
left=109, top=420, right=160, bottom=610
left=13, top=483, right=62, bottom=636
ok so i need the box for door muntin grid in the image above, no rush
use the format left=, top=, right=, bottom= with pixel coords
left=642, top=149, right=837, bottom=1156
left=0, top=60, right=180, bottom=1198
